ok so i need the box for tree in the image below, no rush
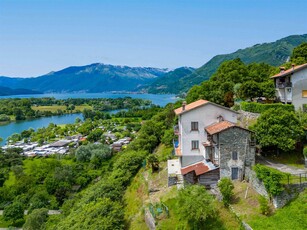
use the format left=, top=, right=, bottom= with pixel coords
left=176, top=185, right=216, bottom=228
left=146, top=154, right=159, bottom=172
left=87, top=128, right=103, bottom=142
left=252, top=108, right=304, bottom=152
left=23, top=208, right=48, bottom=230
left=291, top=42, right=307, bottom=64
left=239, top=80, right=262, bottom=100
left=28, top=190, right=54, bottom=213
left=218, top=177, right=234, bottom=207
left=3, top=201, right=24, bottom=225
left=55, top=198, right=125, bottom=229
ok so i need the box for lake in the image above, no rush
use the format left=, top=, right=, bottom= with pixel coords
left=0, top=113, right=83, bottom=146
left=0, top=92, right=177, bottom=107
left=0, top=93, right=177, bottom=146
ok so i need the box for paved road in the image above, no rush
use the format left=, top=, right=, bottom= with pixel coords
left=256, top=155, right=307, bottom=175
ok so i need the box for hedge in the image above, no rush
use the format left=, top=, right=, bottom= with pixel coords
left=241, top=102, right=294, bottom=114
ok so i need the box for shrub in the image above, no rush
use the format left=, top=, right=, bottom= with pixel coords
left=303, top=147, right=307, bottom=158
left=258, top=195, right=270, bottom=215
left=218, top=177, right=234, bottom=207
left=23, top=208, right=49, bottom=230
left=3, top=201, right=24, bottom=225
left=241, top=102, right=294, bottom=114
left=176, top=185, right=216, bottom=228
left=231, top=103, right=241, bottom=111
left=253, top=164, right=287, bottom=197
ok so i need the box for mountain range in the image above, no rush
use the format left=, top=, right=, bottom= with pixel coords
left=0, top=34, right=307, bottom=95
left=155, top=34, right=307, bottom=94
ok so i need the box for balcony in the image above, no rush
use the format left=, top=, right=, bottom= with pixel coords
left=174, top=125, right=179, bottom=135
left=173, top=139, right=181, bottom=156
left=277, top=82, right=292, bottom=88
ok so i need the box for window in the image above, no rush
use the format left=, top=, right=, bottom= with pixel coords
left=302, top=90, right=307, bottom=98
left=191, top=122, right=198, bottom=131
left=232, top=151, right=238, bottom=160
left=191, top=140, right=199, bottom=150
left=231, top=167, right=239, bottom=180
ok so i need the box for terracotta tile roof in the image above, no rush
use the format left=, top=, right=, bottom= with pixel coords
left=181, top=162, right=209, bottom=176
left=205, top=121, right=235, bottom=135
left=174, top=99, right=209, bottom=115
left=271, top=63, right=307, bottom=78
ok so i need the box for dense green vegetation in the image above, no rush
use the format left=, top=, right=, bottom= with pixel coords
left=249, top=189, right=307, bottom=230
left=48, top=104, right=175, bottom=229
left=186, top=59, right=278, bottom=107
left=218, top=178, right=234, bottom=207
left=0, top=97, right=151, bottom=121
left=251, top=108, right=304, bottom=152
left=240, top=102, right=294, bottom=113
left=253, top=164, right=288, bottom=197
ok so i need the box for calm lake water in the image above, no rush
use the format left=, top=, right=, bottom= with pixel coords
left=0, top=92, right=176, bottom=107
left=0, top=93, right=177, bottom=146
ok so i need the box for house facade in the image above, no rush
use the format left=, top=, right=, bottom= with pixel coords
left=271, top=63, right=307, bottom=109
left=169, top=100, right=255, bottom=188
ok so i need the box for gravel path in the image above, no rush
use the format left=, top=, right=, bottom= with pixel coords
left=256, top=155, right=307, bottom=175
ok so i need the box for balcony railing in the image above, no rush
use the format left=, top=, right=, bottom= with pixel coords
left=277, top=82, right=292, bottom=88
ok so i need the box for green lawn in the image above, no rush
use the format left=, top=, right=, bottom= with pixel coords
left=249, top=189, right=307, bottom=230
left=31, top=105, right=91, bottom=113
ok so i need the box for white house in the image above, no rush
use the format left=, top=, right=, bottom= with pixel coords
left=169, top=100, right=255, bottom=187
left=271, top=63, right=307, bottom=109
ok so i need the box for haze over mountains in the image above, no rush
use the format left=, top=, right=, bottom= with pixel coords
left=1, top=34, right=307, bottom=95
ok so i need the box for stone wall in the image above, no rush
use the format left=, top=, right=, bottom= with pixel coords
left=273, top=183, right=307, bottom=208
left=248, top=169, right=307, bottom=208
left=247, top=170, right=269, bottom=198
left=219, top=127, right=255, bottom=179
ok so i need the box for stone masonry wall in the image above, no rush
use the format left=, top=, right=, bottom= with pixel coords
left=219, top=127, right=255, bottom=179
left=273, top=183, right=307, bottom=208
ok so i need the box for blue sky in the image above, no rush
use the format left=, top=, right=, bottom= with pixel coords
left=1, top=0, right=307, bottom=77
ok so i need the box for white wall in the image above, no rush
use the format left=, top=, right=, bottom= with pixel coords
left=292, top=68, right=307, bottom=109
left=179, top=103, right=237, bottom=158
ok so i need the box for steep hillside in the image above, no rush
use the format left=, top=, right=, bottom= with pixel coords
left=144, top=67, right=195, bottom=94
left=0, top=63, right=169, bottom=93
left=155, top=34, right=307, bottom=94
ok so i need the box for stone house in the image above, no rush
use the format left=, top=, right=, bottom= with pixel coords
left=168, top=99, right=255, bottom=188
left=271, top=63, right=307, bottom=109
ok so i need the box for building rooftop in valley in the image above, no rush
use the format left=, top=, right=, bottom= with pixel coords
left=49, top=140, right=72, bottom=147
left=271, top=63, right=307, bottom=78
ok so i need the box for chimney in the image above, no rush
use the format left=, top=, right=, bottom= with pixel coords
left=182, top=101, right=187, bottom=111
left=279, top=67, right=285, bottom=73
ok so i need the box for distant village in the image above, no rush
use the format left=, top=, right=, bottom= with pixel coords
left=1, top=132, right=132, bottom=157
